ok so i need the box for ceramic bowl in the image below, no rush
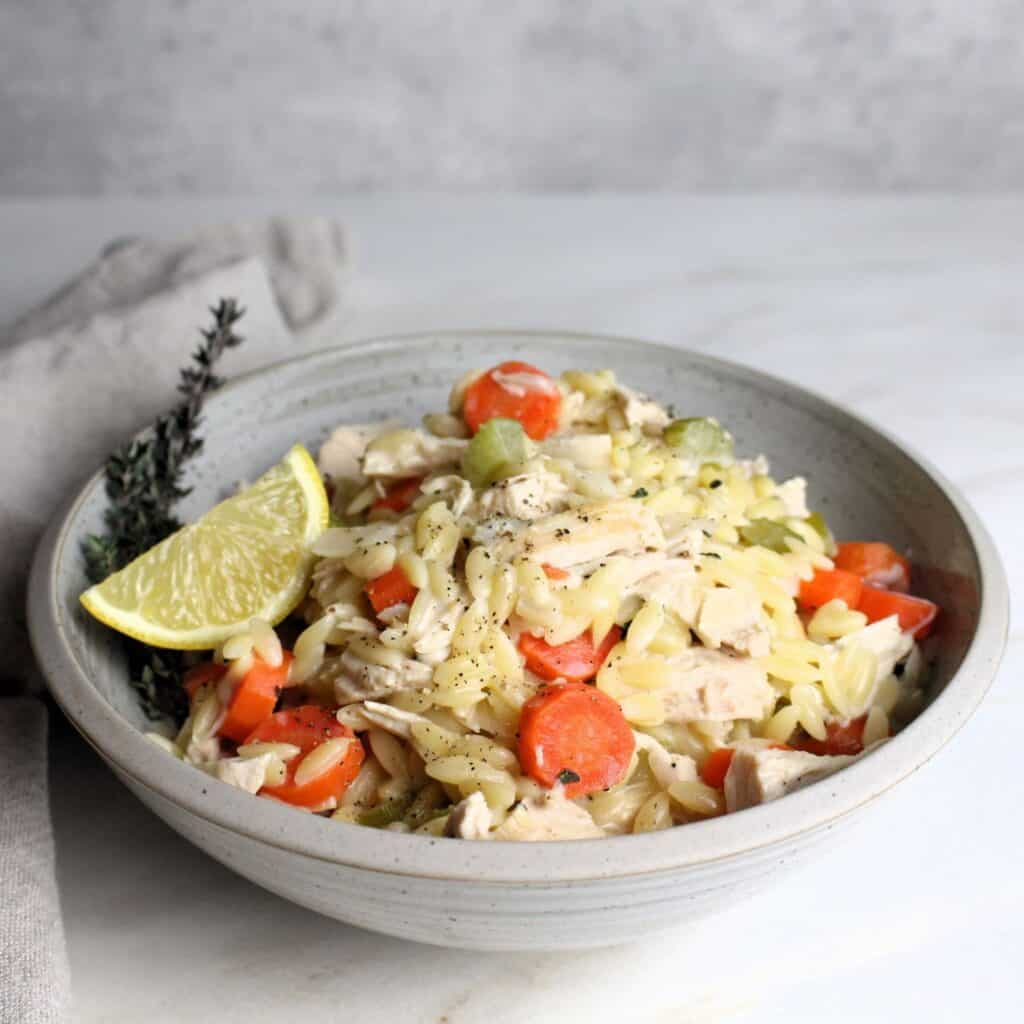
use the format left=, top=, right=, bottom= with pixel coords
left=28, top=330, right=1008, bottom=951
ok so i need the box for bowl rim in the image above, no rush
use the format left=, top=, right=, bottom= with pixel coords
left=28, top=328, right=1010, bottom=884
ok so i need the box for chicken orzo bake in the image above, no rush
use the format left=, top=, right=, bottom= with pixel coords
left=85, top=360, right=939, bottom=840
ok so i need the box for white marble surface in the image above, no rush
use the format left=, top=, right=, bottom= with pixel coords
left=3, top=196, right=1021, bottom=1022
left=3, top=3, right=1024, bottom=192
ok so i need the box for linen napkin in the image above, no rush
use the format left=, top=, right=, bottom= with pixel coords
left=0, top=218, right=348, bottom=1022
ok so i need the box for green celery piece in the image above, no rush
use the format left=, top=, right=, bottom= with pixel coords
left=663, top=417, right=733, bottom=461
left=358, top=795, right=414, bottom=829
left=739, top=518, right=802, bottom=553
left=461, top=417, right=530, bottom=487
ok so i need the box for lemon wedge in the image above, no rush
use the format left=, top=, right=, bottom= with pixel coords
left=81, top=444, right=328, bottom=650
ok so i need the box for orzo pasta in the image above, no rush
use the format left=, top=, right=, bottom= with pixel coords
left=137, top=360, right=939, bottom=839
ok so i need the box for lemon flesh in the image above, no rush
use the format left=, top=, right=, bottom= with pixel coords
left=80, top=444, right=328, bottom=650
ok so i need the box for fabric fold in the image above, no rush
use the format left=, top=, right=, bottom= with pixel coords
left=0, top=217, right=348, bottom=1023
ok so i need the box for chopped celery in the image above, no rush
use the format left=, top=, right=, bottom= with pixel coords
left=461, top=417, right=530, bottom=487
left=358, top=795, right=413, bottom=829
left=739, top=518, right=801, bottom=553
left=663, top=417, right=733, bottom=461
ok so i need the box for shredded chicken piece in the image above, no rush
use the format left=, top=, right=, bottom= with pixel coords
left=422, top=474, right=475, bottom=517
left=542, top=433, right=613, bottom=470
left=629, top=556, right=705, bottom=627
left=494, top=499, right=665, bottom=569
left=321, top=648, right=434, bottom=704
left=658, top=648, right=775, bottom=723
left=837, top=616, right=914, bottom=681
left=696, top=586, right=771, bottom=657
left=445, top=791, right=493, bottom=839
left=491, top=792, right=606, bottom=841
left=362, top=429, right=468, bottom=479
left=318, top=421, right=401, bottom=481
left=183, top=734, right=220, bottom=766
left=633, top=732, right=699, bottom=789
left=479, top=470, right=570, bottom=521
left=614, top=384, right=671, bottom=434
left=724, top=745, right=855, bottom=812
left=358, top=700, right=433, bottom=740
left=201, top=753, right=273, bottom=794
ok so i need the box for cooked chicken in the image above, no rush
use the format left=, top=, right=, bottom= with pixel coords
left=696, top=586, right=771, bottom=657
left=358, top=700, right=433, bottom=740
left=633, top=732, right=699, bottom=789
left=630, top=556, right=705, bottom=628
left=775, top=477, right=809, bottom=518
left=471, top=515, right=524, bottom=547
left=542, top=433, right=613, bottom=470
left=202, top=753, right=273, bottom=794
left=662, top=521, right=708, bottom=561
left=658, top=648, right=775, bottom=723
left=323, top=608, right=379, bottom=638
left=494, top=499, right=665, bottom=569
left=318, top=421, right=401, bottom=481
left=614, top=384, right=671, bottom=434
left=445, top=791, right=493, bottom=839
left=362, top=429, right=468, bottom=479
left=183, top=733, right=221, bottom=766
left=422, top=474, right=475, bottom=518
left=724, top=745, right=855, bottom=812
left=408, top=596, right=467, bottom=666
left=479, top=470, right=570, bottom=521
left=491, top=792, right=606, bottom=841
left=836, top=616, right=915, bottom=714
left=323, top=648, right=434, bottom=704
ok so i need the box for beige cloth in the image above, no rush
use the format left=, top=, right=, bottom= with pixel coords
left=0, top=219, right=348, bottom=1022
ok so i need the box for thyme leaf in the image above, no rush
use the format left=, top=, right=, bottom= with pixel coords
left=83, top=299, right=245, bottom=721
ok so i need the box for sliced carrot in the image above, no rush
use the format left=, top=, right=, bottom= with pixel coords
left=372, top=477, right=424, bottom=514
left=857, top=584, right=938, bottom=639
left=700, top=748, right=735, bottom=789
left=835, top=542, right=911, bottom=592
left=462, top=360, right=562, bottom=441
left=795, top=715, right=868, bottom=756
left=245, top=706, right=364, bottom=809
left=517, top=681, right=634, bottom=797
left=518, top=626, right=622, bottom=684
left=541, top=563, right=570, bottom=581
left=219, top=653, right=294, bottom=744
left=797, top=568, right=863, bottom=610
left=364, top=566, right=418, bottom=616
left=183, top=662, right=226, bottom=700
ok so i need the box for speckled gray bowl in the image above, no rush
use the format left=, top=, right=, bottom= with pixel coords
left=28, top=330, right=1008, bottom=951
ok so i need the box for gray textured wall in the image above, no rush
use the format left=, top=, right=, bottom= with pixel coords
left=2, top=1, right=1022, bottom=194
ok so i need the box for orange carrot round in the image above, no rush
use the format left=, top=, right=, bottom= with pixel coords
left=518, top=626, right=621, bottom=684
left=517, top=681, right=634, bottom=797
left=857, top=584, right=938, bottom=639
left=798, top=567, right=864, bottom=610
left=462, top=360, right=561, bottom=441
left=365, top=565, right=418, bottom=616
left=372, top=477, right=424, bottom=514
left=245, top=706, right=363, bottom=809
left=219, top=652, right=294, bottom=743
left=835, top=542, right=911, bottom=592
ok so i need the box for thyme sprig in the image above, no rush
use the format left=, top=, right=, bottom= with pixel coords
left=83, top=298, right=245, bottom=720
